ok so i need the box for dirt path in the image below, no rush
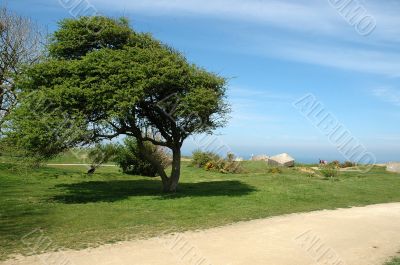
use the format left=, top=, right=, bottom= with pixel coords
left=47, top=164, right=116, bottom=167
left=3, top=203, right=400, bottom=265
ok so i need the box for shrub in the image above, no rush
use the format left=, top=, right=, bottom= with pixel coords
left=191, top=150, right=220, bottom=168
left=191, top=151, right=242, bottom=174
left=87, top=143, right=119, bottom=174
left=205, top=161, right=216, bottom=171
left=220, top=153, right=242, bottom=173
left=319, top=164, right=339, bottom=180
left=268, top=167, right=282, bottom=174
left=330, top=160, right=340, bottom=167
left=226, top=153, right=235, bottom=162
left=222, top=160, right=242, bottom=173
left=115, top=137, right=171, bottom=177
left=341, top=161, right=355, bottom=168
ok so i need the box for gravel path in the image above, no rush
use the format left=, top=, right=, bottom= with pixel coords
left=3, top=203, right=400, bottom=265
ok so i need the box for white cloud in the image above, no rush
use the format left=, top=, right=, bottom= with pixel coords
left=257, top=40, right=400, bottom=77
left=91, top=0, right=400, bottom=76
left=94, top=0, right=339, bottom=33
left=373, top=87, right=400, bottom=106
left=93, top=0, right=400, bottom=41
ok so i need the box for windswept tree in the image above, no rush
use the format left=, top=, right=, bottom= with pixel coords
left=7, top=16, right=229, bottom=192
left=0, top=6, right=42, bottom=132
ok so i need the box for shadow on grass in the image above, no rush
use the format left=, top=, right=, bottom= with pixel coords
left=0, top=204, right=51, bottom=255
left=51, top=179, right=256, bottom=204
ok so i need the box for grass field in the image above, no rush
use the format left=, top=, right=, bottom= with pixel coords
left=47, top=150, right=91, bottom=164
left=0, top=149, right=94, bottom=165
left=1, top=160, right=400, bottom=260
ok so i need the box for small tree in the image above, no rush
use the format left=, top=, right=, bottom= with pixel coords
left=0, top=6, right=42, bottom=132
left=87, top=143, right=119, bottom=174
left=7, top=16, right=229, bottom=192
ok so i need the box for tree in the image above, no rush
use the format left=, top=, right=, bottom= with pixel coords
left=87, top=143, right=119, bottom=174
left=0, top=6, right=42, bottom=132
left=7, top=16, right=229, bottom=192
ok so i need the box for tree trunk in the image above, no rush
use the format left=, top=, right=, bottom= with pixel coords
left=136, top=139, right=170, bottom=189
left=137, top=138, right=182, bottom=193
left=163, top=147, right=181, bottom=192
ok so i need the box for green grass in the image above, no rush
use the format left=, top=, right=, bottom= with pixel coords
left=47, top=150, right=90, bottom=164
left=385, top=256, right=400, bottom=265
left=0, top=149, right=92, bottom=165
left=1, top=161, right=400, bottom=260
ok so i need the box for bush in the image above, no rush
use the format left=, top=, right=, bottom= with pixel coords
left=319, top=164, right=339, bottom=180
left=87, top=143, right=119, bottom=173
left=191, top=151, right=242, bottom=174
left=205, top=161, right=217, bottom=171
left=330, top=160, right=340, bottom=167
left=268, top=167, right=282, bottom=174
left=191, top=150, right=220, bottom=168
left=341, top=161, right=355, bottom=168
left=221, top=160, right=242, bottom=174
left=115, top=137, right=171, bottom=177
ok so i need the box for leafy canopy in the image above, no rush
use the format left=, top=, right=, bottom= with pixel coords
left=7, top=16, right=229, bottom=162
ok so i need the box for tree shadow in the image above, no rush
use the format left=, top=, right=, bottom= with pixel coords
left=0, top=201, right=51, bottom=258
left=51, top=179, right=256, bottom=204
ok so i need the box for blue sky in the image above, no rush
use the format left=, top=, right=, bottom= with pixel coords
left=6, top=0, right=400, bottom=162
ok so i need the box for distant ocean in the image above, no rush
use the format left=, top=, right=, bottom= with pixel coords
left=234, top=155, right=397, bottom=164
left=182, top=151, right=398, bottom=164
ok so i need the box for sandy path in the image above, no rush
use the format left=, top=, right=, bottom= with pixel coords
left=3, top=203, right=400, bottom=265
left=46, top=164, right=116, bottom=167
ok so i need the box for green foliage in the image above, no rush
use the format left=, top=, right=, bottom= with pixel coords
left=87, top=143, right=119, bottom=169
left=0, top=138, right=43, bottom=169
left=319, top=164, right=339, bottom=180
left=6, top=16, right=228, bottom=190
left=191, top=150, right=242, bottom=174
left=268, top=167, right=282, bottom=174
left=4, top=90, right=90, bottom=161
left=115, top=137, right=171, bottom=177
left=385, top=256, right=400, bottom=265
left=341, top=161, right=356, bottom=168
left=330, top=160, right=340, bottom=167
left=221, top=162, right=243, bottom=174
left=191, top=150, right=220, bottom=168
left=49, top=16, right=135, bottom=59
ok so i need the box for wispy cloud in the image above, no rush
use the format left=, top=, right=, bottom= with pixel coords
left=93, top=0, right=400, bottom=42
left=373, top=87, right=400, bottom=106
left=94, top=0, right=340, bottom=33
left=90, top=0, right=400, bottom=77
left=251, top=38, right=400, bottom=77
left=225, top=87, right=290, bottom=128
